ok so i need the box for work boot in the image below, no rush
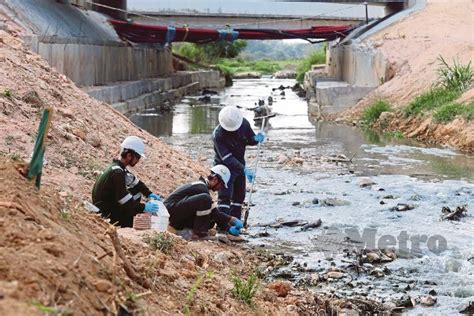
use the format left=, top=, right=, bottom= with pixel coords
left=191, top=231, right=216, bottom=241
left=226, top=233, right=245, bottom=243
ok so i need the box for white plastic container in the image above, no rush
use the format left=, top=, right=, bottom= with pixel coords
left=150, top=200, right=170, bottom=232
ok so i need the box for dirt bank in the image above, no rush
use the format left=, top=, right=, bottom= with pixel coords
left=0, top=159, right=330, bottom=315
left=342, top=0, right=474, bottom=151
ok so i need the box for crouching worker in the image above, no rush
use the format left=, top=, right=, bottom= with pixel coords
left=92, top=136, right=161, bottom=227
left=164, top=165, right=243, bottom=241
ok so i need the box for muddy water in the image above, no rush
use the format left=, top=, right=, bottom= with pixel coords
left=130, top=78, right=474, bottom=314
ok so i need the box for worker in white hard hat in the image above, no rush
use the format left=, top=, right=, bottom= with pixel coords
left=212, top=106, right=265, bottom=221
left=92, top=136, right=161, bottom=227
left=164, top=165, right=243, bottom=241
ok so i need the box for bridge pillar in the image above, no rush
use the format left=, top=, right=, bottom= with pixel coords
left=92, top=0, right=127, bottom=20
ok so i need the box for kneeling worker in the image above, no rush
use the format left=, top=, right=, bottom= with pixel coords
left=164, top=165, right=243, bottom=241
left=92, top=136, right=161, bottom=227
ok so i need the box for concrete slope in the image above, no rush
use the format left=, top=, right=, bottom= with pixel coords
left=3, top=0, right=119, bottom=42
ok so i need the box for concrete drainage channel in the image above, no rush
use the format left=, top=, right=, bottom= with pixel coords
left=83, top=71, right=225, bottom=115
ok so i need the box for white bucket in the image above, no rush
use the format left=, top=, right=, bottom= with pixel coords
left=150, top=200, right=170, bottom=232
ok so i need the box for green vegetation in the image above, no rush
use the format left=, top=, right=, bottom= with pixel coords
left=231, top=273, right=259, bottom=306
left=434, top=101, right=474, bottom=123
left=217, top=58, right=296, bottom=75
left=404, top=57, right=473, bottom=123
left=143, top=232, right=174, bottom=254
left=174, top=40, right=247, bottom=64
left=437, top=56, right=473, bottom=91
left=361, top=100, right=392, bottom=125
left=183, top=271, right=214, bottom=314
left=1, top=89, right=13, bottom=98
left=241, top=40, right=322, bottom=60
left=384, top=130, right=404, bottom=139
left=404, top=87, right=460, bottom=116
left=296, top=47, right=326, bottom=83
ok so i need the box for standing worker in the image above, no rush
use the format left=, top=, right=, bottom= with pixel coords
left=164, top=165, right=243, bottom=240
left=92, top=136, right=161, bottom=227
left=213, top=106, right=265, bottom=220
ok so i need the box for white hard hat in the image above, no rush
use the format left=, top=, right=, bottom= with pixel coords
left=210, top=164, right=231, bottom=188
left=121, top=136, right=146, bottom=158
left=218, top=106, right=243, bottom=132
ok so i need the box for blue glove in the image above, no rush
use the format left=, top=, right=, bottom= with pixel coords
left=231, top=218, right=243, bottom=230
left=254, top=132, right=266, bottom=143
left=244, top=167, right=255, bottom=183
left=144, top=201, right=159, bottom=213
left=148, top=193, right=161, bottom=201
left=228, top=226, right=241, bottom=236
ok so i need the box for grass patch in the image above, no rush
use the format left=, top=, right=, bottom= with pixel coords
left=361, top=100, right=392, bottom=125
left=296, top=48, right=326, bottom=83
left=434, top=101, right=474, bottom=123
left=217, top=58, right=297, bottom=75
left=460, top=101, right=474, bottom=120
left=384, top=130, right=404, bottom=139
left=183, top=271, right=214, bottom=314
left=143, top=232, right=174, bottom=254
left=2, top=89, right=13, bottom=98
left=231, top=273, right=259, bottom=306
left=404, top=57, right=472, bottom=122
left=404, top=87, right=460, bottom=116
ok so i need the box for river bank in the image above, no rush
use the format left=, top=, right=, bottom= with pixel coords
left=338, top=0, right=473, bottom=152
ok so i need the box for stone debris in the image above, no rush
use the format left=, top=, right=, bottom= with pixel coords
left=359, top=178, right=376, bottom=187
left=390, top=203, right=415, bottom=212
left=419, top=295, right=437, bottom=306
left=300, top=219, right=322, bottom=231
left=268, top=281, right=293, bottom=297
left=441, top=205, right=468, bottom=221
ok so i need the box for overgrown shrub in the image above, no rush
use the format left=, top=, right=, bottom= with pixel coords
left=361, top=100, right=391, bottom=125
left=437, top=56, right=473, bottom=91
left=296, top=47, right=326, bottom=83
left=231, top=273, right=259, bottom=306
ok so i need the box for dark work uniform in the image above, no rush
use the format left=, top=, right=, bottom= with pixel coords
left=92, top=159, right=151, bottom=227
left=212, top=118, right=257, bottom=219
left=164, top=177, right=231, bottom=235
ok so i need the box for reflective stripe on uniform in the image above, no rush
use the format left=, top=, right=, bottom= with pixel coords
left=222, top=153, right=232, bottom=160
left=118, top=193, right=132, bottom=205
left=111, top=165, right=123, bottom=170
left=218, top=204, right=230, bottom=209
left=231, top=202, right=242, bottom=206
left=191, top=181, right=207, bottom=187
left=133, top=193, right=142, bottom=200
left=129, top=176, right=139, bottom=188
left=196, top=208, right=212, bottom=216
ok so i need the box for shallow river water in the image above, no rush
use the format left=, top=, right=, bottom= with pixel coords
left=130, top=78, right=474, bottom=315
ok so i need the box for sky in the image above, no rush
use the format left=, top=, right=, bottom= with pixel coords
left=128, top=0, right=385, bottom=18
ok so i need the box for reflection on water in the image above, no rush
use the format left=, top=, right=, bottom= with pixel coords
left=128, top=78, right=474, bottom=182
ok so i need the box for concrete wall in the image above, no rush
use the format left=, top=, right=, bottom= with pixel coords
left=84, top=70, right=225, bottom=114
left=24, top=35, right=173, bottom=87
left=5, top=0, right=174, bottom=87
left=327, top=42, right=388, bottom=87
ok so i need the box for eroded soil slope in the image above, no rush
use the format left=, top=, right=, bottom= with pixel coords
left=345, top=0, right=474, bottom=151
